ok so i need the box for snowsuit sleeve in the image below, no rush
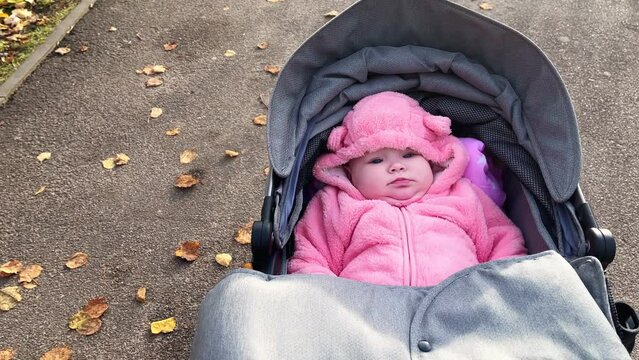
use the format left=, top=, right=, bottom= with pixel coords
left=287, top=187, right=345, bottom=276
left=470, top=185, right=528, bottom=262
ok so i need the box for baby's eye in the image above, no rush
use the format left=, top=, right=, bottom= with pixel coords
left=369, top=158, right=383, bottom=164
left=403, top=153, right=416, bottom=159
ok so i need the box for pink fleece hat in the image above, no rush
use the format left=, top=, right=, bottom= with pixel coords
left=314, top=91, right=469, bottom=203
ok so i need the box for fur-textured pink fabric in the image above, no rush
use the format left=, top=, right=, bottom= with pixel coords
left=288, top=92, right=527, bottom=286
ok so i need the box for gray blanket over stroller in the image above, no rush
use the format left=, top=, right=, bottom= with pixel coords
left=191, top=251, right=629, bottom=359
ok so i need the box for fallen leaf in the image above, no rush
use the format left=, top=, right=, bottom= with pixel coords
left=65, top=252, right=88, bottom=269
left=40, top=346, right=73, bottom=360
left=215, top=253, right=232, bottom=267
left=79, top=44, right=89, bottom=52
left=263, top=167, right=270, bottom=176
left=163, top=41, right=178, bottom=51
left=479, top=2, right=494, bottom=10
left=148, top=65, right=166, bottom=74
left=34, top=186, right=46, bottom=195
left=0, top=260, right=23, bottom=278
left=149, top=107, right=163, bottom=118
left=18, top=264, right=42, bottom=283
left=175, top=240, right=201, bottom=261
left=114, top=153, right=130, bottom=165
left=165, top=128, right=181, bottom=136
left=108, top=26, right=117, bottom=32
left=224, top=150, right=240, bottom=158
left=234, top=220, right=253, bottom=245
left=223, top=6, right=230, bottom=10
left=101, top=157, right=115, bottom=170
left=241, top=262, right=253, bottom=269
left=150, top=317, right=176, bottom=334
left=146, top=78, right=164, bottom=87
left=54, top=47, right=71, bottom=55
left=68, top=311, right=102, bottom=335
left=224, top=50, right=236, bottom=57
left=0, top=286, right=22, bottom=311
left=136, top=287, right=146, bottom=303
left=83, top=297, right=108, bottom=318
left=0, top=348, right=16, bottom=360
left=264, top=65, right=281, bottom=75
left=180, top=149, right=198, bottom=164
left=23, top=282, right=38, bottom=289
left=256, top=41, right=269, bottom=50
left=324, top=10, right=339, bottom=17
left=12, top=8, right=33, bottom=19
left=175, top=174, right=200, bottom=188
left=253, top=114, right=267, bottom=126
left=37, top=152, right=51, bottom=162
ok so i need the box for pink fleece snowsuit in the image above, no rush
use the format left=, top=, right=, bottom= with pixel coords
left=288, top=92, right=527, bottom=287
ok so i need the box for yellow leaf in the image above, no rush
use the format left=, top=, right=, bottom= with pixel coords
left=215, top=253, right=232, bottom=267
left=146, top=78, right=164, bottom=87
left=256, top=41, right=269, bottom=50
left=65, top=252, right=88, bottom=269
left=54, top=47, right=71, bottom=56
left=175, top=241, right=201, bottom=261
left=102, top=157, right=115, bottom=169
left=253, top=114, right=267, bottom=126
left=0, top=286, right=22, bottom=311
left=18, top=264, right=42, bottom=283
left=224, top=50, right=236, bottom=57
left=150, top=317, right=176, bottom=334
left=224, top=150, right=240, bottom=158
left=263, top=167, right=270, bottom=176
left=165, top=128, right=181, bottom=136
left=234, top=220, right=253, bottom=245
left=79, top=44, right=89, bottom=53
left=175, top=174, right=200, bottom=188
left=479, top=2, right=494, bottom=10
left=180, top=149, right=198, bottom=164
left=241, top=262, right=253, bottom=269
left=34, top=186, right=46, bottom=195
left=114, top=153, right=130, bottom=165
left=0, top=260, right=23, bottom=277
left=324, top=10, right=339, bottom=17
left=150, top=107, right=163, bottom=118
left=108, top=26, right=117, bottom=32
left=40, top=346, right=73, bottom=360
left=136, top=287, right=146, bottom=303
left=163, top=41, right=178, bottom=51
left=264, top=65, right=281, bottom=75
left=68, top=311, right=102, bottom=335
left=0, top=348, right=16, bottom=360
left=23, top=282, right=38, bottom=289
left=37, top=152, right=51, bottom=162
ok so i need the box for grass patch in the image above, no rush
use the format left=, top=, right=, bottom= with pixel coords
left=0, top=0, right=79, bottom=84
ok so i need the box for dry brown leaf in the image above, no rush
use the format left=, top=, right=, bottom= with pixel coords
left=101, top=157, right=115, bottom=170
left=114, top=153, right=130, bottom=165
left=180, top=149, right=198, bottom=164
left=175, top=174, right=200, bottom=188
left=108, top=26, right=117, bottom=32
left=224, top=150, right=240, bottom=158
left=264, top=65, right=281, bottom=75
left=40, top=346, right=73, bottom=360
left=84, top=297, right=108, bottom=318
left=175, top=240, right=201, bottom=261
left=79, top=44, right=89, bottom=52
left=18, top=264, right=42, bottom=283
left=65, top=252, right=88, bottom=269
left=150, top=317, right=176, bottom=334
left=138, top=65, right=166, bottom=75
left=146, top=78, right=164, bottom=87
left=253, top=114, right=267, bottom=126
left=256, top=41, right=269, bottom=50
left=241, top=262, right=253, bottom=269
left=68, top=311, right=102, bottom=336
left=0, top=286, right=22, bottom=311
left=34, top=186, right=46, bottom=195
left=0, top=348, right=16, bottom=360
left=479, top=2, right=494, bottom=10
left=165, top=128, right=181, bottom=136
left=324, top=10, right=339, bottom=17
left=37, top=152, right=51, bottom=162
left=163, top=41, right=178, bottom=51
left=150, top=107, right=163, bottom=119
left=234, top=220, right=253, bottom=245
left=224, top=50, right=236, bottom=57
left=0, top=260, right=23, bottom=277
left=23, top=282, right=38, bottom=289
left=54, top=47, right=71, bottom=55
left=136, top=287, right=146, bottom=303
left=215, top=253, right=232, bottom=267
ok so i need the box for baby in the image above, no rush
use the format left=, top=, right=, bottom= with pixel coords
left=288, top=91, right=527, bottom=286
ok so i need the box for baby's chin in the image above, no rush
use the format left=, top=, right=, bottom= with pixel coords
left=376, top=189, right=428, bottom=202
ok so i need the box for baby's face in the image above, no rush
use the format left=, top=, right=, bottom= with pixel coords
left=347, top=148, right=433, bottom=202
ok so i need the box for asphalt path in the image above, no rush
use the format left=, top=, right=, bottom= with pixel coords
left=0, top=0, right=637, bottom=358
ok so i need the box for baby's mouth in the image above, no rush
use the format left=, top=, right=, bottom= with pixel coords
left=389, top=177, right=412, bottom=185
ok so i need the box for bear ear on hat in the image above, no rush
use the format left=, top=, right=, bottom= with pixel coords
left=327, top=126, right=348, bottom=152
left=423, top=114, right=452, bottom=137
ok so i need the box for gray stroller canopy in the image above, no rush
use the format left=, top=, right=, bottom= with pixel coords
left=267, top=0, right=581, bottom=203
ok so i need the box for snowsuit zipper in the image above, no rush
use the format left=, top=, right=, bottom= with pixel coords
left=399, top=207, right=415, bottom=286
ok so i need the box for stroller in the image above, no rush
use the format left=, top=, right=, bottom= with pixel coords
left=191, top=0, right=638, bottom=358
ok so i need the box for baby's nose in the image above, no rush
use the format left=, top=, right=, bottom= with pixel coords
left=389, top=162, right=406, bottom=172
